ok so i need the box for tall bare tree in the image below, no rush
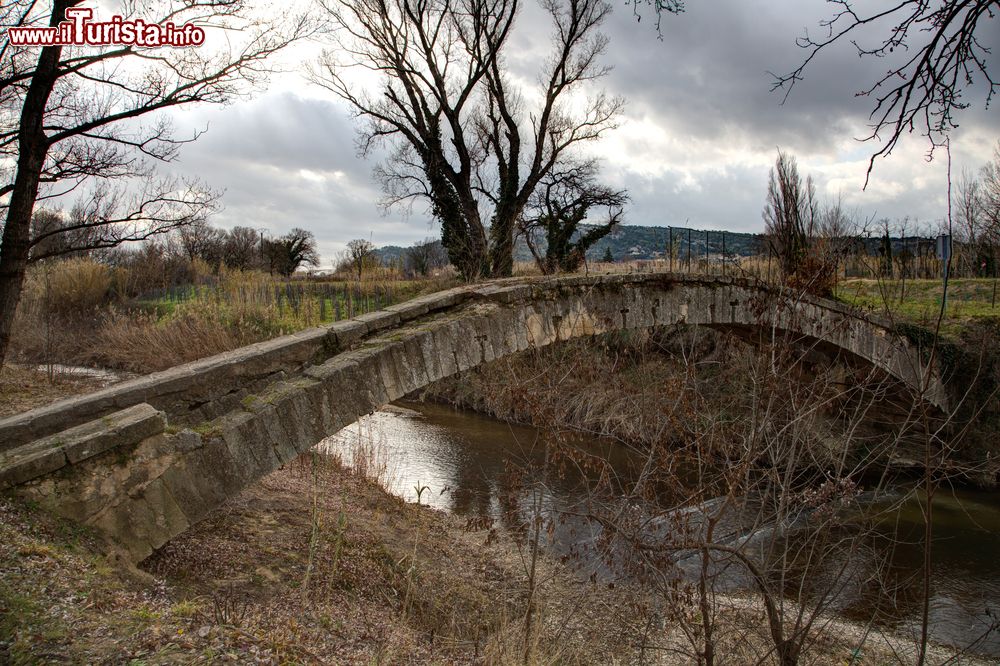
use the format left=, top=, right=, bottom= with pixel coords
left=313, top=0, right=623, bottom=280
left=0, top=0, right=310, bottom=368
left=763, top=150, right=817, bottom=282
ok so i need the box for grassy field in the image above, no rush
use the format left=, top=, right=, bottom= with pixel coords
left=10, top=267, right=458, bottom=375
left=836, top=278, right=1000, bottom=336
left=133, top=274, right=457, bottom=332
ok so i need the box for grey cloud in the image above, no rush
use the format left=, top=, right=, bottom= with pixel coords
left=601, top=1, right=998, bottom=153
left=156, top=1, right=997, bottom=253
left=167, top=92, right=439, bottom=266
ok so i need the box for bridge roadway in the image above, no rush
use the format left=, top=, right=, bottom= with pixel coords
left=0, top=273, right=947, bottom=561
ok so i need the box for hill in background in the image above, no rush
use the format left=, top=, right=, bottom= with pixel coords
left=374, top=224, right=764, bottom=266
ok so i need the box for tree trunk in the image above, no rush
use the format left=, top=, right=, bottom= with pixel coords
left=488, top=198, right=521, bottom=278
left=0, top=2, right=72, bottom=369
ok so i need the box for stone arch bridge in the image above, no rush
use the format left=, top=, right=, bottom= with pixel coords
left=0, top=273, right=947, bottom=561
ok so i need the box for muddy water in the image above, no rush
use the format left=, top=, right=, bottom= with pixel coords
left=321, top=402, right=1000, bottom=656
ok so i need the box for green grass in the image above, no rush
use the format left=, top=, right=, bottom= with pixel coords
left=135, top=277, right=454, bottom=336
left=836, top=278, right=1000, bottom=337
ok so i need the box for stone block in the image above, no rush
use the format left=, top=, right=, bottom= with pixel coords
left=136, top=476, right=191, bottom=552
left=218, top=411, right=275, bottom=485
left=324, top=319, right=367, bottom=352
left=0, top=403, right=164, bottom=490
left=473, top=283, right=532, bottom=304
left=410, top=286, right=472, bottom=312
left=385, top=299, right=431, bottom=321
left=354, top=310, right=401, bottom=335
left=0, top=444, right=66, bottom=490
left=62, top=404, right=166, bottom=464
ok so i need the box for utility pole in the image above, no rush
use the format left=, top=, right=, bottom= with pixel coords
left=668, top=227, right=673, bottom=273
left=722, top=231, right=727, bottom=277
left=705, top=229, right=709, bottom=273
left=687, top=228, right=692, bottom=273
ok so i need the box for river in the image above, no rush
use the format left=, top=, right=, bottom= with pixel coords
left=321, top=401, right=1000, bottom=657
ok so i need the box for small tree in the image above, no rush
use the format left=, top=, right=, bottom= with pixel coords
left=763, top=150, right=814, bottom=277
left=602, top=247, right=614, bottom=263
left=519, top=161, right=628, bottom=275
left=878, top=219, right=894, bottom=278
left=344, top=238, right=377, bottom=282
left=763, top=150, right=836, bottom=296
left=404, top=238, right=448, bottom=277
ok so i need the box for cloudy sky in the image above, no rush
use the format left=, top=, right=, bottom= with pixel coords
left=161, top=0, right=998, bottom=267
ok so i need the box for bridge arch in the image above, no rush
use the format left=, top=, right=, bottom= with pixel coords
left=0, top=274, right=946, bottom=560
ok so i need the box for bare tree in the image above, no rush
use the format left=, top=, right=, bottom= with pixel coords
left=28, top=207, right=92, bottom=261
left=223, top=226, right=264, bottom=271
left=519, top=160, right=628, bottom=275
left=404, top=237, right=448, bottom=277
left=313, top=0, right=623, bottom=280
left=771, top=1, right=999, bottom=183
left=0, top=0, right=310, bottom=368
left=27, top=180, right=218, bottom=264
left=342, top=238, right=377, bottom=282
left=980, top=141, right=1000, bottom=236
left=177, top=218, right=226, bottom=265
left=955, top=170, right=984, bottom=244
left=763, top=150, right=819, bottom=285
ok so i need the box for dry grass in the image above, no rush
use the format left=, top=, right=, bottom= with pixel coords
left=15, top=258, right=112, bottom=322
left=8, top=266, right=459, bottom=375
left=140, top=453, right=633, bottom=664
left=87, top=306, right=267, bottom=374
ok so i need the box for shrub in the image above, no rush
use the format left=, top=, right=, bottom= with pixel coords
left=34, top=259, right=112, bottom=316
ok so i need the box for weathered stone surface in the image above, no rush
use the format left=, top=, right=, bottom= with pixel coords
left=324, top=319, right=367, bottom=352
left=0, top=443, right=65, bottom=490
left=0, top=404, right=164, bottom=489
left=63, top=404, right=166, bottom=464
left=353, top=309, right=402, bottom=334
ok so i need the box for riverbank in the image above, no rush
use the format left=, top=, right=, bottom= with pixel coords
left=1, top=449, right=644, bottom=664
left=4, top=443, right=990, bottom=664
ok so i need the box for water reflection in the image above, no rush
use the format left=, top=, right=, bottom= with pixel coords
left=319, top=401, right=1000, bottom=656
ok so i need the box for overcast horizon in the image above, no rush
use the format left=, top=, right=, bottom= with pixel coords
left=158, top=0, right=998, bottom=268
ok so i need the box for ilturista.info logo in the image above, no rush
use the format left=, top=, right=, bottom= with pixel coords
left=6, top=7, right=205, bottom=48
